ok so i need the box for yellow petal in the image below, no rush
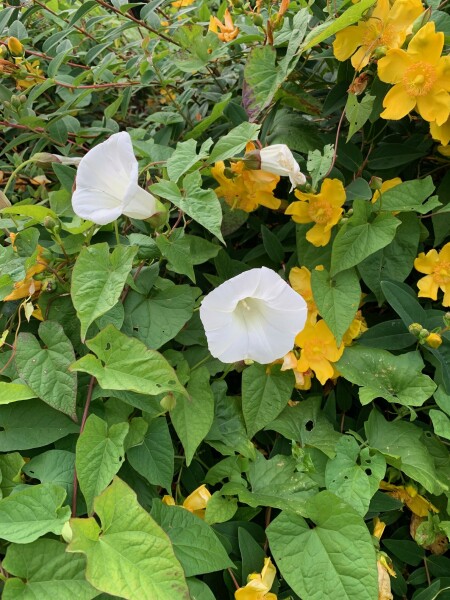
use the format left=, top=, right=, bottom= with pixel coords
left=417, top=274, right=439, bottom=300
left=414, top=250, right=439, bottom=274
left=333, top=25, right=363, bottom=62
left=430, top=117, right=450, bottom=146
left=183, top=484, right=211, bottom=512
left=371, top=0, right=390, bottom=22
left=416, top=90, right=450, bottom=125
left=388, top=0, right=424, bottom=33
left=378, top=49, right=413, bottom=84
left=380, top=84, right=416, bottom=120
left=306, top=223, right=331, bottom=247
left=320, top=178, right=346, bottom=206
left=438, top=242, right=450, bottom=262
left=285, top=200, right=311, bottom=223
left=260, top=557, right=276, bottom=591
left=162, top=495, right=176, bottom=506
left=407, top=22, right=444, bottom=65
left=308, top=356, right=335, bottom=385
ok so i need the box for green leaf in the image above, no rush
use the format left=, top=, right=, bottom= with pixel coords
left=127, top=416, right=174, bottom=492
left=151, top=502, right=233, bottom=576
left=0, top=483, right=70, bottom=543
left=166, top=139, right=210, bottom=183
left=365, top=410, right=446, bottom=495
left=170, top=367, right=214, bottom=466
left=15, top=321, right=77, bottom=418
left=76, top=414, right=129, bottom=514
left=359, top=213, right=421, bottom=304
left=336, top=347, right=436, bottom=407
left=242, top=364, right=294, bottom=438
left=372, top=176, right=436, bottom=213
left=266, top=397, right=341, bottom=458
left=1, top=205, right=58, bottom=223
left=325, top=436, right=386, bottom=516
left=67, top=477, right=189, bottom=600
left=238, top=528, right=266, bottom=583
left=156, top=235, right=195, bottom=282
left=0, top=453, right=25, bottom=498
left=151, top=173, right=224, bottom=243
left=0, top=381, right=36, bottom=404
left=267, top=491, right=378, bottom=600
left=2, top=539, right=98, bottom=600
left=261, top=225, right=284, bottom=264
left=301, top=0, right=377, bottom=51
left=435, top=386, right=450, bottom=416
left=186, top=578, right=216, bottom=600
left=0, top=400, right=79, bottom=452
left=70, top=325, right=186, bottom=398
left=331, top=212, right=400, bottom=275
left=71, top=243, right=138, bottom=340
left=380, top=280, right=426, bottom=326
left=204, top=492, right=237, bottom=525
left=208, top=122, right=260, bottom=163
left=22, top=450, right=75, bottom=505
left=185, top=94, right=232, bottom=140
left=222, top=453, right=317, bottom=514
left=306, top=144, right=334, bottom=189
left=311, top=267, right=360, bottom=345
left=346, top=93, right=375, bottom=141
left=429, top=409, right=450, bottom=440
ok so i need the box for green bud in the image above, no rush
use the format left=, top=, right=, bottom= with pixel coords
left=43, top=215, right=59, bottom=232
left=372, top=45, right=388, bottom=59
left=408, top=323, right=423, bottom=337
left=19, top=94, right=27, bottom=104
left=369, top=176, right=383, bottom=191
left=145, top=199, right=169, bottom=229
left=418, top=328, right=430, bottom=342
left=160, top=393, right=176, bottom=411
left=3, top=100, right=11, bottom=109
left=443, top=312, right=450, bottom=327
left=11, top=95, right=21, bottom=108
left=252, top=13, right=263, bottom=26
left=61, top=521, right=73, bottom=543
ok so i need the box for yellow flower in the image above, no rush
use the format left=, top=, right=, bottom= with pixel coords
left=373, top=517, right=387, bottom=540
left=285, top=179, right=346, bottom=247
left=379, top=481, right=438, bottom=516
left=16, top=59, right=43, bottom=90
left=430, top=116, right=450, bottom=146
left=209, top=9, right=239, bottom=43
left=7, top=36, right=24, bottom=57
left=281, top=352, right=313, bottom=389
left=162, top=484, right=211, bottom=518
left=295, top=320, right=344, bottom=384
left=289, top=266, right=322, bottom=323
left=342, top=310, right=368, bottom=346
left=333, top=0, right=424, bottom=71
left=3, top=235, right=47, bottom=302
left=211, top=161, right=281, bottom=212
left=235, top=557, right=277, bottom=600
left=378, top=22, right=450, bottom=125
left=160, top=88, right=176, bottom=104
left=414, top=242, right=450, bottom=306
left=371, top=177, right=402, bottom=203
left=377, top=557, right=395, bottom=600
left=171, top=0, right=194, bottom=6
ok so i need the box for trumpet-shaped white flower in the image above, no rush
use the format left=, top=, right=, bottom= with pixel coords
left=200, top=267, right=307, bottom=364
left=71, top=131, right=157, bottom=225
left=260, top=144, right=306, bottom=191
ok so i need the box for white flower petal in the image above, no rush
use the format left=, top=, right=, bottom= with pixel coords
left=200, top=267, right=308, bottom=364
left=71, top=187, right=123, bottom=225
left=75, top=132, right=137, bottom=201
left=259, top=144, right=306, bottom=191
left=123, top=185, right=158, bottom=220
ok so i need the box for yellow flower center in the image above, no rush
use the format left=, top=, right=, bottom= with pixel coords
left=308, top=200, right=332, bottom=224
left=403, top=62, right=437, bottom=97
left=432, top=261, right=450, bottom=284
left=303, top=338, right=323, bottom=359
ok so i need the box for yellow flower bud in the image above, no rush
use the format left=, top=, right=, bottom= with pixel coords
left=7, top=37, right=24, bottom=57
left=425, top=333, right=442, bottom=349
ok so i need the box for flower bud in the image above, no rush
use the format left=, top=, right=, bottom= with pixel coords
left=242, top=150, right=261, bottom=171
left=369, top=176, right=383, bottom=191
left=19, top=94, right=27, bottom=104
left=11, top=94, right=21, bottom=108
left=372, top=45, right=388, bottom=59
left=7, top=37, right=24, bottom=57
left=32, top=152, right=82, bottom=168
left=425, top=333, right=442, bottom=349
left=160, top=393, right=176, bottom=411
left=408, top=323, right=423, bottom=337
left=61, top=521, right=73, bottom=543
left=443, top=313, right=450, bottom=327
left=145, top=199, right=169, bottom=229
left=43, top=215, right=60, bottom=232
left=0, top=191, right=11, bottom=208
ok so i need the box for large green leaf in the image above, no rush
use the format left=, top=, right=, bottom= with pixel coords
left=336, top=347, right=436, bottom=407
left=70, top=325, right=186, bottom=398
left=127, top=416, right=174, bottom=492
left=266, top=397, right=341, bottom=458
left=242, top=364, right=294, bottom=439
left=151, top=502, right=233, bottom=577
left=325, top=436, right=386, bottom=516
left=346, top=93, right=375, bottom=141
left=0, top=483, right=70, bottom=543
left=15, top=321, right=77, bottom=418
left=76, top=414, right=129, bottom=513
left=2, top=539, right=98, bottom=600
left=365, top=410, right=447, bottom=495
left=311, top=267, right=360, bottom=345
left=71, top=243, right=137, bottom=340
left=221, top=453, right=317, bottom=514
left=0, top=400, right=79, bottom=451
left=170, top=367, right=214, bottom=466
left=208, top=122, right=260, bottom=163
left=67, top=477, right=189, bottom=600
left=331, top=212, right=400, bottom=276
left=166, top=139, right=211, bottom=183
left=267, top=491, right=378, bottom=600
left=0, top=453, right=25, bottom=498
left=151, top=172, right=224, bottom=243
left=22, top=450, right=75, bottom=505
left=372, top=176, right=436, bottom=213
left=0, top=382, right=36, bottom=405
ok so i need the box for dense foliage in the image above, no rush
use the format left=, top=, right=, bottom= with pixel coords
left=0, top=0, right=450, bottom=598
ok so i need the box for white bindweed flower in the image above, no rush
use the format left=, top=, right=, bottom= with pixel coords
left=199, top=267, right=307, bottom=364
left=259, top=144, right=306, bottom=191
left=71, top=131, right=157, bottom=225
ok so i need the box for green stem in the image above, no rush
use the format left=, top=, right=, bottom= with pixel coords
left=4, top=158, right=36, bottom=197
